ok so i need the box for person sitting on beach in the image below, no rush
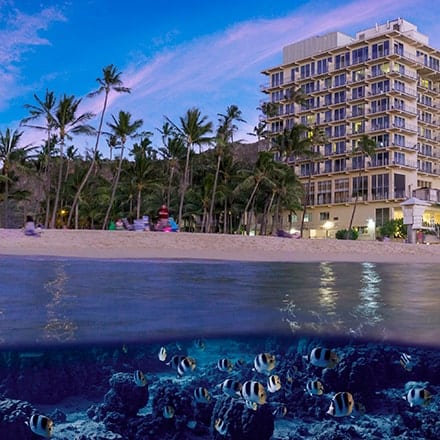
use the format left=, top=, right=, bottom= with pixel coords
left=115, top=218, right=124, bottom=230
left=24, top=215, right=41, bottom=236
left=157, top=204, right=170, bottom=231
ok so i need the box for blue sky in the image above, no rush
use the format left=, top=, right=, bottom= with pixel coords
left=0, top=0, right=439, bottom=155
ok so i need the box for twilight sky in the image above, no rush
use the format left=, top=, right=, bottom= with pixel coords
left=0, top=0, right=438, bottom=155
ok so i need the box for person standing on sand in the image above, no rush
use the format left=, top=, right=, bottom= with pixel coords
left=157, top=204, right=169, bottom=230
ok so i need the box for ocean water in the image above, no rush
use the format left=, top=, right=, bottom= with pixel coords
left=0, top=256, right=439, bottom=439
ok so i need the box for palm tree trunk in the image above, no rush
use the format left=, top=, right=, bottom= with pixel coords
left=68, top=92, right=109, bottom=228
left=50, top=140, right=64, bottom=228
left=300, top=164, right=313, bottom=238
left=207, top=154, right=221, bottom=233
left=347, top=170, right=362, bottom=239
left=238, top=181, right=260, bottom=233
left=178, top=141, right=192, bottom=226
left=136, top=188, right=141, bottom=219
left=103, top=145, right=124, bottom=229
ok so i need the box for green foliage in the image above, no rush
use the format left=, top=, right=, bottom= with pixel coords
left=335, top=228, right=358, bottom=240
left=378, top=218, right=407, bottom=239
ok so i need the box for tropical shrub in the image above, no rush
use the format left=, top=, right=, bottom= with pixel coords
left=378, top=218, right=406, bottom=239
left=335, top=228, right=358, bottom=240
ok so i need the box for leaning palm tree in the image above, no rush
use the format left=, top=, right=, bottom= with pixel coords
left=50, top=95, right=95, bottom=228
left=21, top=90, right=57, bottom=227
left=347, top=134, right=377, bottom=238
left=102, top=110, right=143, bottom=229
left=0, top=128, right=28, bottom=227
left=165, top=108, right=213, bottom=227
left=68, top=64, right=131, bottom=227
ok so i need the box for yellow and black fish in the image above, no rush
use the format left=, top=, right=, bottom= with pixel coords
left=400, top=352, right=414, bottom=371
left=167, top=354, right=186, bottom=370
left=133, top=370, right=147, bottom=387
left=193, top=386, right=211, bottom=403
left=326, top=391, right=354, bottom=417
left=218, top=378, right=242, bottom=398
left=304, top=347, right=339, bottom=369
left=305, top=379, right=324, bottom=396
left=404, top=387, right=432, bottom=407
left=177, top=356, right=196, bottom=377
left=254, top=352, right=276, bottom=374
left=267, top=375, right=281, bottom=393
left=214, top=418, right=228, bottom=435
left=26, top=414, right=54, bottom=438
left=217, top=358, right=233, bottom=372
left=241, top=380, right=267, bottom=405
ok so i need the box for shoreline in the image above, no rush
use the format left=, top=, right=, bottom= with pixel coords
left=2, top=228, right=440, bottom=263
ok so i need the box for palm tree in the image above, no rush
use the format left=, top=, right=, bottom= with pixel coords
left=50, top=95, right=95, bottom=228
left=68, top=64, right=131, bottom=227
left=347, top=134, right=377, bottom=238
left=157, top=121, right=186, bottom=207
left=166, top=108, right=213, bottom=227
left=299, top=126, right=326, bottom=237
left=102, top=110, right=143, bottom=229
left=0, top=128, right=27, bottom=227
left=207, top=105, right=245, bottom=233
left=21, top=90, right=57, bottom=227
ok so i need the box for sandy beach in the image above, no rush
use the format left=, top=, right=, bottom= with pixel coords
left=1, top=228, right=440, bottom=263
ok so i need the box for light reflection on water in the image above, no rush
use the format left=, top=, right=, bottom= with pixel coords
left=0, top=256, right=439, bottom=347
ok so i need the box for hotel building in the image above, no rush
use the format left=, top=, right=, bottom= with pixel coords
left=261, top=18, right=440, bottom=239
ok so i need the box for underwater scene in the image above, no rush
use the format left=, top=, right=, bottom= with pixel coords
left=0, top=257, right=439, bottom=439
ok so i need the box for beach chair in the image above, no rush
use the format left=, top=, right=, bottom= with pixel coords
left=122, top=218, right=135, bottom=231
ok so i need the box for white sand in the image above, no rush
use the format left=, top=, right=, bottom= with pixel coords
left=1, top=228, right=439, bottom=263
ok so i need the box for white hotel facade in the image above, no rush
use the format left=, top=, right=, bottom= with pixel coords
left=262, top=18, right=440, bottom=239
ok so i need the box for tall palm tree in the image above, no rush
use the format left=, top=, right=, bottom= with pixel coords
left=207, top=105, right=245, bottom=233
left=347, top=134, right=377, bottom=238
left=157, top=121, right=186, bottom=207
left=68, top=64, right=131, bottom=227
left=21, top=90, right=57, bottom=227
left=50, top=95, right=95, bottom=228
left=102, top=110, right=143, bottom=229
left=166, top=108, right=213, bottom=227
left=0, top=128, right=27, bottom=227
left=299, top=126, right=326, bottom=237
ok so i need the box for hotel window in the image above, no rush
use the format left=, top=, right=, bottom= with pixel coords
left=394, top=80, right=405, bottom=92
left=393, top=134, right=405, bottom=146
left=324, top=160, right=332, bottom=172
left=335, top=141, right=346, bottom=154
left=352, top=69, right=366, bottom=82
left=372, top=151, right=389, bottom=166
left=304, top=212, right=312, bottom=222
left=394, top=42, right=403, bottom=56
left=372, top=173, right=389, bottom=200
left=334, top=108, right=346, bottom=121
left=334, top=178, right=349, bottom=203
left=300, top=62, right=315, bottom=79
left=393, top=98, right=404, bottom=110
left=306, top=183, right=315, bottom=206
left=371, top=97, right=389, bottom=112
left=290, top=68, right=296, bottom=81
left=371, top=80, right=390, bottom=94
left=324, top=94, right=332, bottom=106
left=394, top=116, right=405, bottom=128
left=352, top=121, right=365, bottom=134
left=334, top=125, right=346, bottom=137
left=394, top=174, right=406, bottom=198
left=352, top=176, right=368, bottom=200
left=376, top=208, right=390, bottom=226
left=371, top=115, right=389, bottom=130
left=371, top=133, right=389, bottom=147
left=334, top=73, right=346, bottom=87
left=324, top=77, right=332, bottom=89
left=317, top=180, right=332, bottom=205
left=372, top=63, right=390, bottom=77
left=352, top=47, right=368, bottom=64
left=352, top=104, right=365, bottom=117
left=317, top=59, right=328, bottom=74
left=352, top=86, right=365, bottom=99
left=303, top=81, right=315, bottom=94
left=324, top=127, right=332, bottom=138
left=335, top=52, right=350, bottom=69
left=334, top=158, right=346, bottom=172
left=352, top=155, right=365, bottom=170
left=393, top=152, right=405, bottom=165
left=393, top=62, right=405, bottom=74
left=334, top=90, right=346, bottom=104
left=324, top=110, right=332, bottom=122
left=372, top=41, right=389, bottom=58
left=271, top=71, right=284, bottom=87
left=320, top=212, right=330, bottom=221
left=324, top=143, right=332, bottom=155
